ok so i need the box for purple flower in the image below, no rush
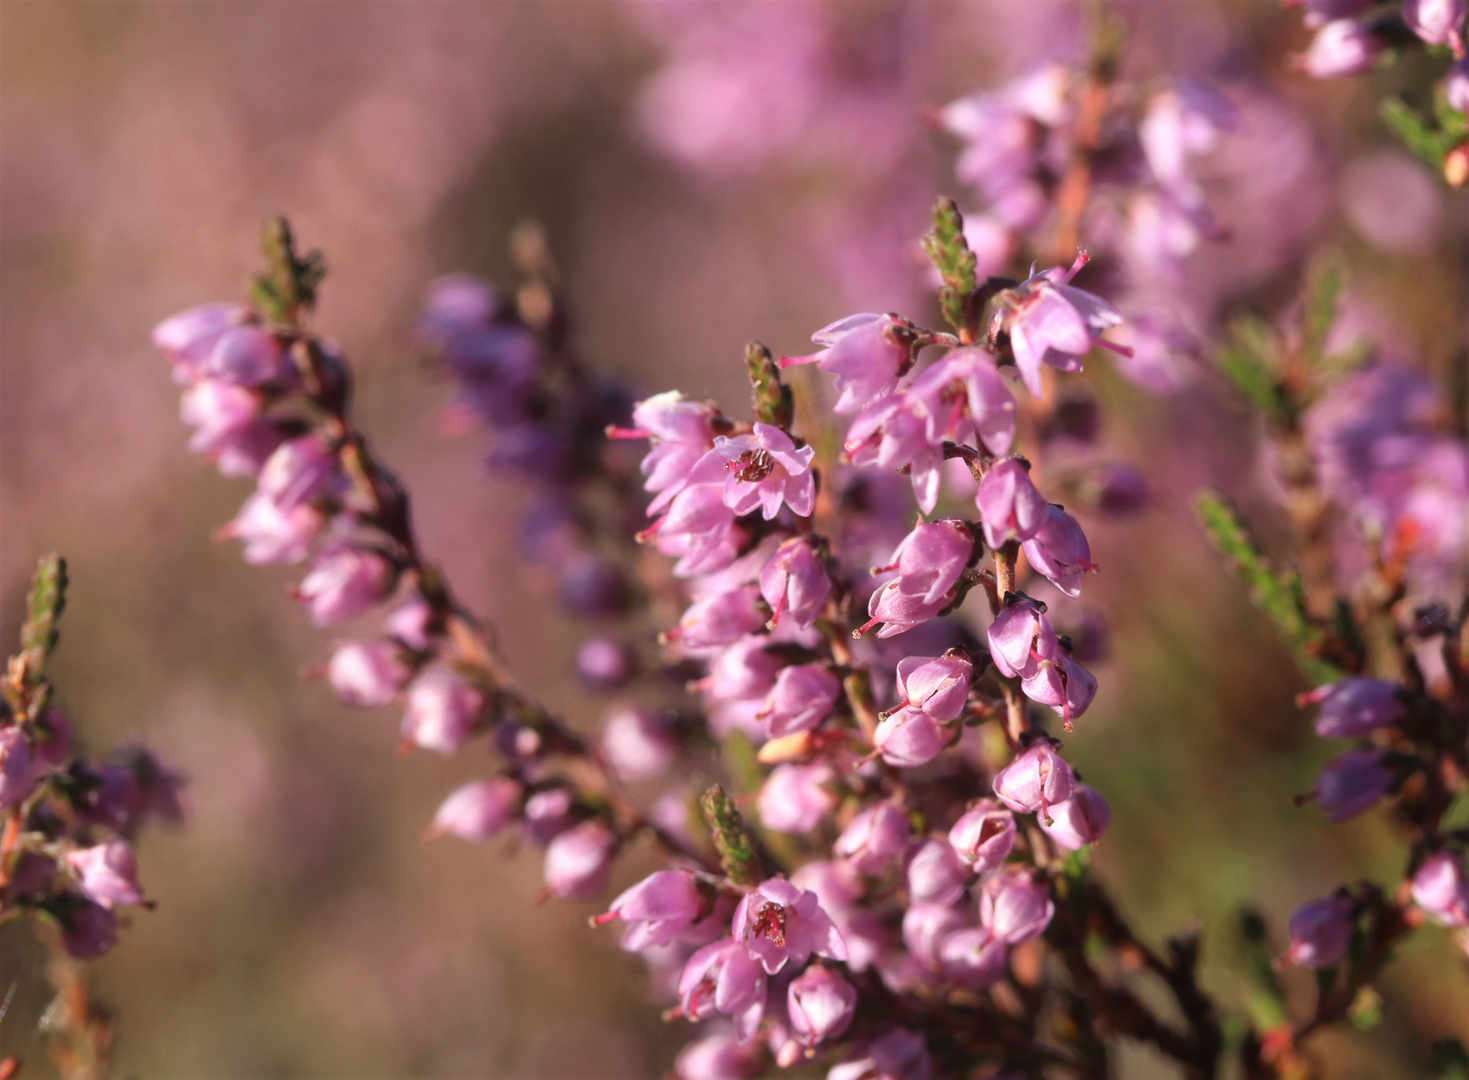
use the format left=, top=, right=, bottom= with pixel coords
left=906, top=839, right=971, bottom=907
left=428, top=777, right=522, bottom=842
left=906, top=348, right=1017, bottom=458
left=59, top=899, right=119, bottom=961
left=615, top=392, right=720, bottom=514
left=599, top=705, right=679, bottom=782
left=1285, top=892, right=1355, bottom=968
left=1296, top=20, right=1382, bottom=78
left=673, top=586, right=769, bottom=656
left=894, top=653, right=973, bottom=722
left=649, top=483, right=743, bottom=578
left=874, top=708, right=951, bottom=768
left=1449, top=57, right=1469, bottom=111
left=760, top=537, right=832, bottom=630
left=858, top=580, right=952, bottom=640
left=760, top=664, right=840, bottom=737
left=844, top=395, right=947, bottom=514
left=780, top=313, right=917, bottom=414
left=834, top=803, right=911, bottom=874
left=828, top=1028, right=932, bottom=1080
left=67, top=838, right=144, bottom=908
left=697, top=636, right=782, bottom=704
left=0, top=726, right=36, bottom=809
left=987, top=596, right=1057, bottom=679
left=400, top=667, right=484, bottom=754
left=674, top=1029, right=766, bottom=1080
left=1003, top=257, right=1126, bottom=397
left=180, top=379, right=262, bottom=458
left=948, top=800, right=1017, bottom=872
left=383, top=595, right=435, bottom=650
left=679, top=939, right=769, bottom=1042
left=1297, top=678, right=1405, bottom=738
left=258, top=434, right=338, bottom=511
left=1403, top=0, right=1465, bottom=48
left=731, top=878, right=847, bottom=974
left=992, top=740, right=1076, bottom=819
left=1019, top=645, right=1098, bottom=731
left=153, top=303, right=255, bottom=381
left=980, top=869, right=1054, bottom=944
left=939, top=927, right=1009, bottom=989
left=691, top=423, right=817, bottom=520
left=1411, top=852, right=1469, bottom=926
left=521, top=788, right=575, bottom=847
left=575, top=637, right=635, bottom=690
left=902, top=903, right=969, bottom=969
left=1021, top=505, right=1096, bottom=597
left=544, top=819, right=616, bottom=901
left=1314, top=750, right=1395, bottom=822
left=597, top=869, right=710, bottom=951
left=787, top=965, right=857, bottom=1046
left=295, top=543, right=395, bottom=626
left=219, top=492, right=324, bottom=565
left=328, top=641, right=408, bottom=708
left=199, top=323, right=288, bottom=386
left=1040, top=784, right=1112, bottom=850
left=977, top=459, right=1050, bottom=550
left=758, top=763, right=836, bottom=834
left=875, top=521, right=975, bottom=607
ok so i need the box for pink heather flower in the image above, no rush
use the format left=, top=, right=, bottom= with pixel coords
left=428, top=777, right=522, bottom=842
left=902, top=903, right=969, bottom=970
left=992, top=740, right=1076, bottom=819
left=383, top=595, right=435, bottom=650
left=180, top=379, right=261, bottom=458
left=1019, top=645, right=1098, bottom=731
left=521, top=788, right=575, bottom=846
left=199, top=324, right=288, bottom=386
left=1140, top=81, right=1234, bottom=195
left=1040, top=784, right=1112, bottom=850
left=760, top=664, right=840, bottom=737
left=258, top=435, right=338, bottom=511
left=328, top=641, right=408, bottom=708
left=1314, top=750, right=1395, bottom=822
left=219, top=491, right=324, bottom=565
left=987, top=596, right=1057, bottom=679
left=696, top=635, right=782, bottom=704
left=894, top=653, right=973, bottom=722
left=1285, top=892, right=1356, bottom=968
left=1412, top=852, right=1469, bottom=925
left=758, top=763, right=836, bottom=834
left=0, top=726, right=35, bottom=809
left=67, top=838, right=144, bottom=908
left=679, top=939, right=769, bottom=1042
left=906, top=839, right=971, bottom=907
left=1295, top=0, right=1374, bottom=28
left=647, top=484, right=742, bottom=579
left=1004, top=257, right=1126, bottom=397
left=597, top=869, right=710, bottom=951
left=672, top=585, right=768, bottom=654
left=732, top=877, right=847, bottom=974
left=544, top=819, right=617, bottom=901
left=295, top=544, right=395, bottom=626
left=1297, top=678, right=1406, bottom=738
left=780, top=313, right=917, bottom=414
left=875, top=521, right=976, bottom=607
left=980, top=869, right=1054, bottom=944
left=1449, top=58, right=1469, bottom=111
left=600, top=705, right=679, bottom=782
left=828, top=1028, right=932, bottom=1080
left=1297, top=20, right=1382, bottom=78
left=400, top=667, right=484, bottom=755
left=759, top=537, right=831, bottom=630
left=906, top=348, right=1017, bottom=458
left=690, top=423, right=817, bottom=520
left=1022, top=505, right=1096, bottom=597
left=873, top=708, right=952, bottom=768
left=948, top=800, right=1017, bottom=873
left=844, top=395, right=947, bottom=514
left=613, top=391, right=720, bottom=514
left=834, top=803, right=912, bottom=874
left=859, top=579, right=952, bottom=639
left=32, top=709, right=71, bottom=772
left=791, top=859, right=864, bottom=915
left=787, top=965, right=857, bottom=1046
left=939, top=927, right=1009, bottom=989
left=60, top=899, right=119, bottom=961
left=153, top=303, right=255, bottom=381
left=977, top=459, right=1050, bottom=550
left=575, top=637, right=635, bottom=690
left=1404, top=0, right=1465, bottom=49
left=675, top=1029, right=766, bottom=1080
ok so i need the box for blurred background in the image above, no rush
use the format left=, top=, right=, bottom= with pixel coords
left=2, top=1, right=1467, bottom=1076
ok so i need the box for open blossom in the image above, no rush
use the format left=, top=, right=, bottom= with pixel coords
left=401, top=667, right=484, bottom=754
left=544, top=819, right=616, bottom=900
left=1297, top=19, right=1382, bottom=78
left=759, top=537, right=831, bottom=630
left=731, top=877, right=847, bottom=974
left=993, top=740, right=1076, bottom=818
left=844, top=394, right=948, bottom=514
left=1020, top=643, right=1098, bottom=730
left=780, top=313, right=917, bottom=414
left=220, top=491, right=323, bottom=565
left=860, top=580, right=952, bottom=639
left=1001, top=257, right=1126, bottom=397
left=691, top=423, right=816, bottom=520
left=1286, top=892, right=1356, bottom=968
left=615, top=391, right=720, bottom=514
left=68, top=838, right=144, bottom=908
left=759, top=763, right=836, bottom=834
left=835, top=803, right=912, bottom=874
left=1298, top=678, right=1405, bottom=737
left=295, top=544, right=395, bottom=626
left=597, top=869, right=710, bottom=951
left=988, top=595, right=1056, bottom=679
left=760, top=664, right=841, bottom=737
left=180, top=379, right=261, bottom=458
left=948, top=800, right=1016, bottom=872
left=1412, top=852, right=1469, bottom=925
left=1040, top=784, right=1112, bottom=850
left=328, top=640, right=408, bottom=708
left=977, top=459, right=1050, bottom=550
left=679, top=939, right=768, bottom=1042
left=874, top=521, right=975, bottom=607
left=980, top=870, right=1054, bottom=944
left=1022, top=504, right=1096, bottom=597
left=649, top=483, right=743, bottom=579
left=787, top=965, right=857, bottom=1046
left=1314, top=750, right=1395, bottom=822
left=907, top=347, right=1017, bottom=458
left=428, top=777, right=522, bottom=842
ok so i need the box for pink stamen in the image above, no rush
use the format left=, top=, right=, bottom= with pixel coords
left=1061, top=250, right=1091, bottom=284
left=1092, top=336, right=1135, bottom=359
left=605, top=425, right=650, bottom=440
left=778, top=353, right=822, bottom=369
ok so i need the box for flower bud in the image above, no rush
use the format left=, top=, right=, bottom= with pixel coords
left=948, top=800, right=1016, bottom=872
left=401, top=667, right=485, bottom=755
left=522, top=787, right=575, bottom=846
left=1297, top=19, right=1382, bottom=78
left=58, top=898, right=119, bottom=961
left=902, top=904, right=968, bottom=968
left=873, top=707, right=951, bottom=768
left=153, top=303, right=253, bottom=380
left=67, top=838, right=144, bottom=908
left=1297, top=678, right=1405, bottom=738
left=987, top=597, right=1056, bottom=680
left=674, top=1030, right=765, bottom=1080
left=1285, top=892, right=1355, bottom=968
left=0, top=726, right=36, bottom=809
left=672, top=585, right=768, bottom=654
left=328, top=641, right=409, bottom=708
left=204, top=324, right=287, bottom=385
left=788, top=965, right=857, bottom=1046
left=828, top=1028, right=932, bottom=1080
left=220, top=492, right=324, bottom=566
left=860, top=580, right=952, bottom=639
left=906, top=839, right=971, bottom=907
left=296, top=544, right=395, bottom=626
left=759, top=763, right=836, bottom=834
left=575, top=637, right=636, bottom=690
left=258, top=435, right=337, bottom=511
left=939, top=926, right=1008, bottom=989
left=1314, top=749, right=1394, bottom=822
left=895, top=652, right=973, bottom=722
left=429, top=777, right=522, bottom=842
left=1040, top=784, right=1112, bottom=850
left=1020, top=649, right=1098, bottom=730
left=1403, top=0, right=1466, bottom=47
left=760, top=537, right=832, bottom=630
left=598, top=869, right=709, bottom=951
left=834, top=803, right=911, bottom=874
left=1411, top=852, right=1469, bottom=926
left=544, top=819, right=616, bottom=900
left=384, top=595, right=435, bottom=650
left=1021, top=505, right=1095, bottom=597
left=980, top=870, right=1053, bottom=944
left=976, top=459, right=1049, bottom=550
left=879, top=521, right=975, bottom=606
left=992, top=740, right=1075, bottom=819
left=600, top=705, right=679, bottom=782
left=760, top=664, right=841, bottom=737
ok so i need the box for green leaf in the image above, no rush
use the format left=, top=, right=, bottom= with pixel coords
left=921, top=197, right=977, bottom=333
left=20, top=554, right=68, bottom=683
left=1218, top=314, right=1289, bottom=422
left=252, top=216, right=326, bottom=324
left=1381, top=98, right=1450, bottom=170
left=700, top=784, right=761, bottom=886
left=745, top=341, right=794, bottom=431
left=1301, top=258, right=1343, bottom=366
left=1194, top=492, right=1341, bottom=682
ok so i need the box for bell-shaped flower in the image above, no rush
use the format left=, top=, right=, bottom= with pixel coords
left=647, top=483, right=743, bottom=579
left=1314, top=750, right=1395, bottom=822
left=1297, top=678, right=1405, bottom=738
left=690, top=423, right=816, bottom=520
left=1003, top=256, right=1126, bottom=397
left=873, top=707, right=952, bottom=768
left=906, top=839, right=971, bottom=907
left=906, top=348, right=1016, bottom=457
left=328, top=641, right=408, bottom=708
left=1019, top=642, right=1098, bottom=731
left=1411, top=852, right=1469, bottom=926
left=1022, top=505, right=1096, bottom=597
left=600, top=706, right=679, bottom=782
left=674, top=1028, right=766, bottom=1080
left=544, top=819, right=616, bottom=900
left=59, top=899, right=119, bottom=961
left=67, top=838, right=144, bottom=908
left=428, top=777, right=522, bottom=842
left=760, top=665, right=840, bottom=738
left=980, top=869, right=1054, bottom=944
left=696, top=636, right=782, bottom=704
left=200, top=323, right=288, bottom=386
left=987, top=596, right=1057, bottom=680
left=153, top=303, right=255, bottom=382
left=670, top=585, right=768, bottom=655
left=902, top=903, right=969, bottom=970
left=760, top=537, right=831, bottom=630
left=977, top=459, right=1050, bottom=550
left=258, top=435, right=338, bottom=511
left=780, top=313, right=918, bottom=415
left=858, top=580, right=953, bottom=639
left=731, top=877, right=847, bottom=974
left=788, top=965, right=857, bottom=1046
left=894, top=653, right=973, bottom=722
left=1296, top=19, right=1383, bottom=78
left=521, top=788, right=574, bottom=847
left=1403, top=0, right=1465, bottom=49
left=180, top=379, right=262, bottom=458
left=612, top=391, right=721, bottom=514
left=844, top=395, right=948, bottom=514
left=875, top=521, right=975, bottom=607
left=827, top=1028, right=932, bottom=1080
left=597, top=869, right=711, bottom=951
left=401, top=667, right=485, bottom=754
left=758, top=763, right=836, bottom=834
left=834, top=803, right=911, bottom=874
left=219, top=491, right=323, bottom=566
left=0, top=726, right=36, bottom=809
left=295, top=543, right=395, bottom=626
left=679, top=939, right=769, bottom=1042
left=939, top=927, right=1009, bottom=989
left=1039, top=784, right=1112, bottom=850
left=992, top=740, right=1076, bottom=819
left=948, top=800, right=1017, bottom=872
left=1285, top=892, right=1355, bottom=968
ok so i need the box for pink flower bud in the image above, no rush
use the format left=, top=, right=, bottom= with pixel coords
left=67, top=838, right=144, bottom=908
left=258, top=435, right=338, bottom=511
left=732, top=877, right=847, bottom=974
left=1403, top=0, right=1465, bottom=47
left=760, top=664, right=840, bottom=737
left=401, top=667, right=484, bottom=754
left=1297, top=19, right=1382, bottom=78
left=0, top=726, right=36, bottom=809
left=575, top=637, right=636, bottom=689
left=598, top=869, right=709, bottom=951
left=873, top=707, right=951, bottom=768
left=1021, top=505, right=1096, bottom=597
left=154, top=303, right=254, bottom=381
left=600, top=705, right=679, bottom=782
left=674, top=1030, right=765, bottom=1080
left=980, top=869, right=1053, bottom=944
left=879, top=521, right=975, bottom=606
left=760, top=537, right=831, bottom=630
left=59, top=898, right=119, bottom=961
left=906, top=839, right=971, bottom=907
left=992, top=741, right=1076, bottom=819
left=895, top=652, right=973, bottom=722
left=902, top=903, right=969, bottom=968
left=678, top=939, right=768, bottom=1042
left=544, top=819, right=616, bottom=900
left=948, top=800, right=1016, bottom=872
left=835, top=803, right=911, bottom=874
left=296, top=544, right=395, bottom=626
left=429, top=777, right=521, bottom=842
left=1412, top=852, right=1469, bottom=926
left=1020, top=649, right=1098, bottom=730
left=1314, top=749, right=1394, bottom=822
left=203, top=324, right=287, bottom=386
left=1040, top=784, right=1112, bottom=850
left=787, top=965, right=857, bottom=1046
left=672, top=585, right=767, bottom=654
left=1285, top=892, right=1355, bottom=968
left=987, top=597, right=1057, bottom=679
left=220, top=492, right=324, bottom=565
left=781, top=313, right=916, bottom=415
left=180, top=379, right=261, bottom=457
left=759, top=763, right=836, bottom=834
left=1297, top=678, right=1405, bottom=738
left=522, top=787, right=575, bottom=846
left=828, top=1029, right=932, bottom=1080
left=328, top=641, right=408, bottom=708
left=384, top=595, right=435, bottom=650
left=860, top=580, right=952, bottom=639
left=976, top=459, right=1050, bottom=550
left=939, top=926, right=1008, bottom=989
